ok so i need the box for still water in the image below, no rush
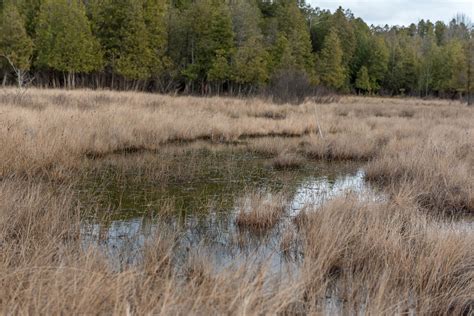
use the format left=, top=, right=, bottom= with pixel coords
left=79, top=146, right=381, bottom=271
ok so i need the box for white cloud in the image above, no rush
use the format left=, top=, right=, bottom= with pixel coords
left=309, top=0, right=474, bottom=26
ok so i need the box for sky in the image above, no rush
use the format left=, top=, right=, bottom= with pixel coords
left=308, top=0, right=474, bottom=27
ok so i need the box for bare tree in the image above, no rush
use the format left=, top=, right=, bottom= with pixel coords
left=1, top=54, right=35, bottom=100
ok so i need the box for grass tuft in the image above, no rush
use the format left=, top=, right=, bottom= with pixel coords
left=235, top=191, right=287, bottom=231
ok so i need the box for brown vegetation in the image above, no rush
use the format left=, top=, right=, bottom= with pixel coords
left=235, top=191, right=287, bottom=231
left=0, top=88, right=473, bottom=314
left=270, top=151, right=305, bottom=170
left=301, top=195, right=474, bottom=315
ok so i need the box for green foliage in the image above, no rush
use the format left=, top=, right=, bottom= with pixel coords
left=208, top=49, right=230, bottom=83
left=230, top=0, right=269, bottom=87
left=309, top=9, right=332, bottom=53
left=433, top=39, right=468, bottom=93
left=91, top=0, right=152, bottom=80
left=232, top=37, right=269, bottom=86
left=274, top=0, right=314, bottom=75
left=384, top=32, right=420, bottom=95
left=367, top=36, right=389, bottom=91
left=180, top=0, right=235, bottom=86
left=35, top=0, right=102, bottom=74
left=355, top=66, right=371, bottom=93
left=114, top=2, right=152, bottom=80
left=319, top=29, right=345, bottom=89
left=435, top=21, right=447, bottom=45
left=0, top=0, right=471, bottom=98
left=0, top=3, right=33, bottom=70
left=330, top=7, right=356, bottom=67
left=15, top=0, right=42, bottom=37
left=143, top=0, right=170, bottom=78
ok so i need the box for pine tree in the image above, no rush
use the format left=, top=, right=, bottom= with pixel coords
left=143, top=0, right=169, bottom=79
left=355, top=66, right=371, bottom=93
left=0, top=3, right=33, bottom=87
left=274, top=0, right=314, bottom=75
left=271, top=33, right=295, bottom=71
left=350, top=17, right=371, bottom=80
left=435, top=21, right=447, bottom=46
left=330, top=7, right=356, bottom=67
left=310, top=9, right=332, bottom=53
left=0, top=3, right=33, bottom=71
left=114, top=1, right=153, bottom=82
left=230, top=0, right=269, bottom=90
left=180, top=0, right=234, bottom=92
left=367, top=36, right=389, bottom=91
left=91, top=0, right=152, bottom=86
left=35, top=0, right=102, bottom=88
left=208, top=49, right=230, bottom=94
left=319, top=29, right=345, bottom=89
left=232, top=39, right=269, bottom=89
left=16, top=0, right=42, bottom=37
left=89, top=0, right=128, bottom=64
left=434, top=39, right=468, bottom=95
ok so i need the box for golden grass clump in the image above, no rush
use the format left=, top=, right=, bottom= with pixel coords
left=235, top=191, right=287, bottom=231
left=366, top=133, right=473, bottom=214
left=300, top=194, right=474, bottom=315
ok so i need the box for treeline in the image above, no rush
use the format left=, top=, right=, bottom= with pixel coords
left=0, top=0, right=473, bottom=100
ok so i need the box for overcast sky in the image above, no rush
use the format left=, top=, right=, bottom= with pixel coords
left=308, top=0, right=474, bottom=26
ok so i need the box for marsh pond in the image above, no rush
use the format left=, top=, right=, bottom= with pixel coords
left=78, top=144, right=382, bottom=273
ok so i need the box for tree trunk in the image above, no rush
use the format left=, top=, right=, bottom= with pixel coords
left=17, top=70, right=23, bottom=89
left=2, top=71, right=7, bottom=87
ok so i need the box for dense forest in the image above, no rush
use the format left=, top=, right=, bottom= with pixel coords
left=0, top=0, right=473, bottom=100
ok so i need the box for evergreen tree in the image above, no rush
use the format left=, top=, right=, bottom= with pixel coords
left=114, top=1, right=152, bottom=82
left=433, top=39, right=468, bottom=95
left=350, top=17, right=371, bottom=79
left=91, top=0, right=152, bottom=85
left=143, top=0, right=169, bottom=79
left=0, top=3, right=33, bottom=71
left=384, top=31, right=420, bottom=95
left=319, top=29, right=345, bottom=89
left=0, top=0, right=471, bottom=97
left=435, top=21, right=447, bottom=46
left=16, top=0, right=42, bottom=37
left=273, top=0, right=314, bottom=76
left=355, top=66, right=371, bottom=93
left=180, top=0, right=234, bottom=92
left=208, top=49, right=230, bottom=93
left=230, top=0, right=269, bottom=90
left=309, top=9, right=332, bottom=53
left=232, top=37, right=269, bottom=90
left=330, top=7, right=356, bottom=67
left=35, top=0, right=102, bottom=87
left=367, top=36, right=389, bottom=91
left=230, top=0, right=261, bottom=47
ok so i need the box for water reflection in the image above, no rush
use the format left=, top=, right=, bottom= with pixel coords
left=80, top=149, right=382, bottom=271
left=290, top=169, right=381, bottom=216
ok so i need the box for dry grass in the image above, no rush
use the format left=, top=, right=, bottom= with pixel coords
left=301, top=194, right=474, bottom=315
left=0, top=88, right=473, bottom=314
left=366, top=135, right=473, bottom=215
left=0, top=88, right=316, bottom=177
left=235, top=191, right=287, bottom=231
left=1, top=178, right=472, bottom=314
left=270, top=151, right=305, bottom=170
